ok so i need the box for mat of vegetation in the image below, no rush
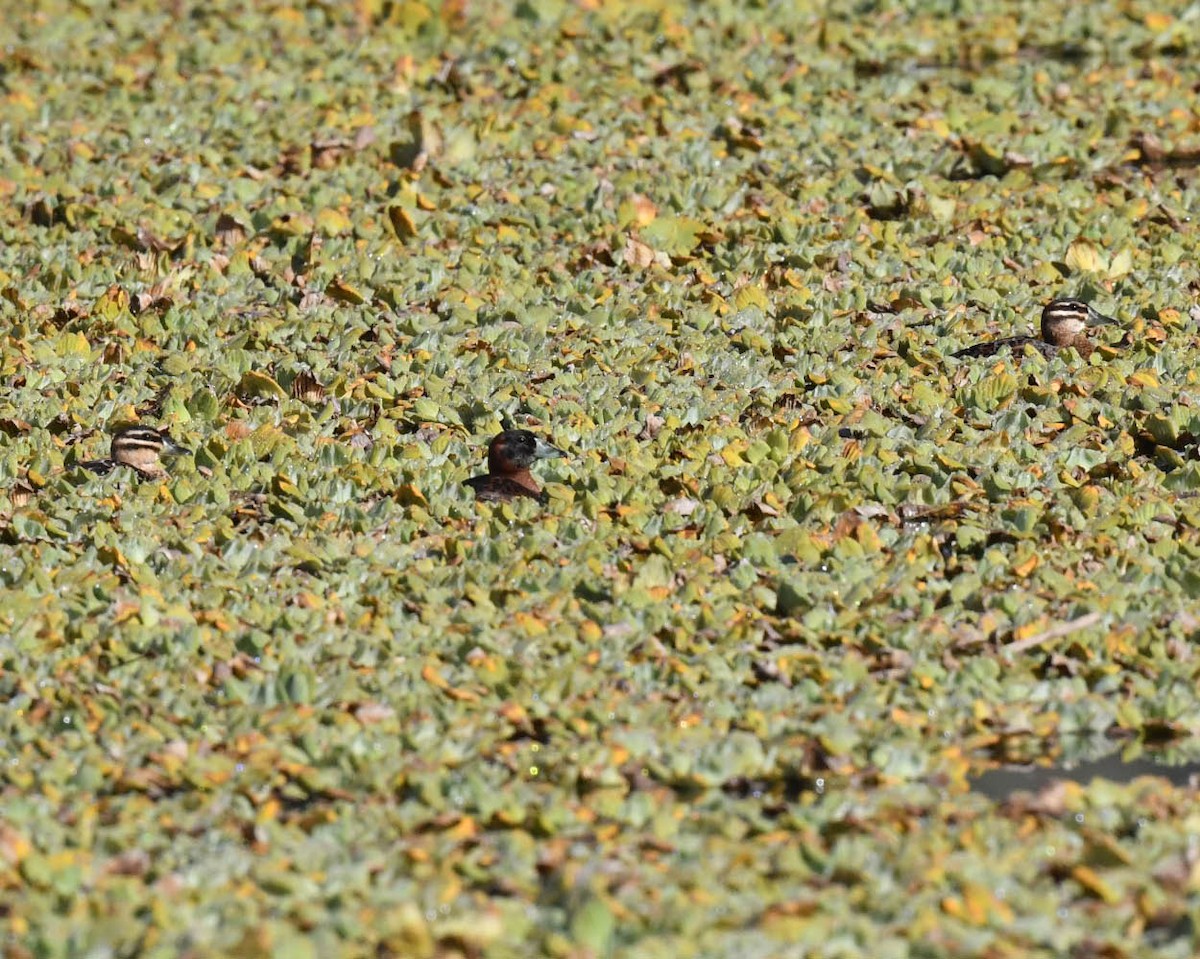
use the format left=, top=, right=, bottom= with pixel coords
left=2, top=0, right=1199, bottom=956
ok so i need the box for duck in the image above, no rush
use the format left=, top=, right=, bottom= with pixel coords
left=81, top=425, right=191, bottom=479
left=465, top=429, right=565, bottom=504
left=953, top=298, right=1117, bottom=360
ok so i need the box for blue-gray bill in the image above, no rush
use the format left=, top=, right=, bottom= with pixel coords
left=533, top=437, right=566, bottom=460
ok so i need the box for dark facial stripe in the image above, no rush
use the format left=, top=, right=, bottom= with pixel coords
left=1044, top=301, right=1089, bottom=319
left=114, top=433, right=164, bottom=450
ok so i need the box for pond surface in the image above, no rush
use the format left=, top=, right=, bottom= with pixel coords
left=972, top=753, right=1200, bottom=801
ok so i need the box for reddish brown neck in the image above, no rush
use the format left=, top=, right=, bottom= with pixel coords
left=505, top=469, right=540, bottom=494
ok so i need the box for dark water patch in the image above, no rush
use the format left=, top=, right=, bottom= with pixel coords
left=972, top=754, right=1200, bottom=802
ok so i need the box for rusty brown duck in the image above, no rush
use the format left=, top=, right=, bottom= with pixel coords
left=464, top=430, right=565, bottom=505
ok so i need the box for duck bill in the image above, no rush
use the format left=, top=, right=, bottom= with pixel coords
left=162, top=437, right=191, bottom=457
left=533, top=437, right=566, bottom=460
left=1087, top=306, right=1118, bottom=327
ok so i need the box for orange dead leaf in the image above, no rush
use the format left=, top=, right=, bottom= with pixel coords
left=512, top=611, right=549, bottom=636
left=395, top=484, right=427, bottom=507
left=1012, top=554, right=1039, bottom=578
left=1072, top=865, right=1120, bottom=903
left=498, top=702, right=529, bottom=725
left=0, top=825, right=31, bottom=864
left=325, top=277, right=367, bottom=304
left=421, top=662, right=479, bottom=702
left=628, top=193, right=657, bottom=227
left=446, top=816, right=477, bottom=841
left=388, top=205, right=418, bottom=241
left=421, top=662, right=450, bottom=691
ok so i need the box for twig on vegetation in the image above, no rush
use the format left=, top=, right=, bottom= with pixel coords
left=1006, top=611, right=1104, bottom=655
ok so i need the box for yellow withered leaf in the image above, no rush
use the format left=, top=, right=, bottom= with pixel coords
left=1064, top=238, right=1106, bottom=275
left=93, top=284, right=130, bottom=320
left=238, top=370, right=287, bottom=400
left=959, top=882, right=994, bottom=924
left=1070, top=485, right=1101, bottom=514
left=325, top=277, right=367, bottom=304
left=720, top=444, right=746, bottom=467
left=733, top=285, right=769, bottom=311
left=315, top=207, right=352, bottom=236
left=1107, top=248, right=1132, bottom=280
left=512, top=611, right=549, bottom=636
left=99, top=546, right=128, bottom=568
left=271, top=475, right=302, bottom=499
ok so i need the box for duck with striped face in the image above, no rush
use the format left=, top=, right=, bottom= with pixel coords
left=953, top=298, right=1117, bottom=360
left=83, top=426, right=191, bottom=479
